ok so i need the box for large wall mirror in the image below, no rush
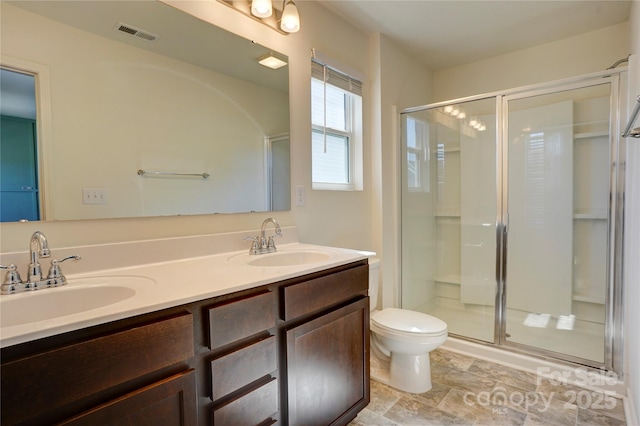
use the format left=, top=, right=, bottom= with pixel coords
left=0, top=0, right=290, bottom=222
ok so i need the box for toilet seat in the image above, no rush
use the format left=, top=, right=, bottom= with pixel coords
left=372, top=308, right=447, bottom=337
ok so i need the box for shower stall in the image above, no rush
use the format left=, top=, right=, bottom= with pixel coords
left=400, top=69, right=626, bottom=372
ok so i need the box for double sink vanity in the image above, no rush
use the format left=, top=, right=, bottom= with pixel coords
left=0, top=224, right=371, bottom=425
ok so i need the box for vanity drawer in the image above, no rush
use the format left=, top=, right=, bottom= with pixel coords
left=213, top=378, right=278, bottom=426
left=1, top=313, right=194, bottom=425
left=282, top=263, right=368, bottom=320
left=59, top=369, right=197, bottom=426
left=208, top=291, right=276, bottom=349
left=211, top=335, right=277, bottom=401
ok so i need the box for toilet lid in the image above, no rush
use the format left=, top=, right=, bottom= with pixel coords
left=372, top=308, right=447, bottom=335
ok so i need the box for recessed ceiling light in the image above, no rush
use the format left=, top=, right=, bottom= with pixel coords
left=257, top=52, right=287, bottom=69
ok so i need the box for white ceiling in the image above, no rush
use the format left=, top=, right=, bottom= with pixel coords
left=320, top=0, right=633, bottom=70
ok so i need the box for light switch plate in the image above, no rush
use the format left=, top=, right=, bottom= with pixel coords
left=83, top=188, right=108, bottom=204
left=295, top=185, right=305, bottom=207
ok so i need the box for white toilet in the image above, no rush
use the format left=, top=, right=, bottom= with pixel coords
left=368, top=258, right=448, bottom=394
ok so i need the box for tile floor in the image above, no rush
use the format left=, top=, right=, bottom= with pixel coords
left=350, top=348, right=626, bottom=426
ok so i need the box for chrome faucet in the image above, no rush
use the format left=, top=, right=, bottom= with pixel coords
left=260, top=217, right=282, bottom=250
left=0, top=231, right=80, bottom=295
left=28, top=231, right=51, bottom=284
left=245, top=218, right=282, bottom=255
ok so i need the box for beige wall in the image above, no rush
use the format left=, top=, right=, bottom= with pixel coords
left=370, top=33, right=432, bottom=308
left=432, top=21, right=630, bottom=102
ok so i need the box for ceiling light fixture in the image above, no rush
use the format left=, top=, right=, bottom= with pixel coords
left=251, top=0, right=272, bottom=18
left=217, top=0, right=301, bottom=35
left=257, top=52, right=288, bottom=69
left=280, top=0, right=300, bottom=33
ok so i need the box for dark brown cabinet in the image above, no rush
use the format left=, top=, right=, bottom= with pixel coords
left=1, top=259, right=369, bottom=426
left=1, top=313, right=195, bottom=425
left=210, top=336, right=277, bottom=401
left=207, top=290, right=279, bottom=424
left=286, top=298, right=369, bottom=426
left=59, top=370, right=197, bottom=426
left=282, top=263, right=370, bottom=426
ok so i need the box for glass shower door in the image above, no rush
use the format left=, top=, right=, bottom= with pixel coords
left=401, top=97, right=497, bottom=343
left=503, top=82, right=613, bottom=364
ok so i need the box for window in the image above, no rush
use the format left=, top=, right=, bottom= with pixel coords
left=311, top=60, right=363, bottom=190
left=404, top=116, right=430, bottom=192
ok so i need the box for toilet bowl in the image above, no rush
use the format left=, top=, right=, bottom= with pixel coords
left=368, top=258, right=448, bottom=393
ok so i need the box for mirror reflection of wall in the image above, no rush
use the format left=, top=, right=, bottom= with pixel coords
left=0, top=1, right=290, bottom=222
left=0, top=69, right=39, bottom=222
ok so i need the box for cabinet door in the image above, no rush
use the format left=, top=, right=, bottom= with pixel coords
left=59, top=370, right=197, bottom=426
left=286, top=297, right=369, bottom=426
left=2, top=313, right=194, bottom=425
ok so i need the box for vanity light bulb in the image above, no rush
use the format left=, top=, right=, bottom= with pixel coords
left=251, top=0, right=273, bottom=18
left=457, top=112, right=466, bottom=119
left=470, top=119, right=478, bottom=127
left=451, top=108, right=459, bottom=116
left=281, top=0, right=300, bottom=33
left=479, top=125, right=486, bottom=131
left=444, top=106, right=454, bottom=114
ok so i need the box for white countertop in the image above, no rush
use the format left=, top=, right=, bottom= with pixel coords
left=0, top=241, right=369, bottom=348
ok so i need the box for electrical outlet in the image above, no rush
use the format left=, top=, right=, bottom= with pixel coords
left=295, top=185, right=305, bottom=207
left=83, top=188, right=108, bottom=205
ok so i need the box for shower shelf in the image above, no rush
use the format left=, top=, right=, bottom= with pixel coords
left=572, top=295, right=605, bottom=304
left=573, top=213, right=607, bottom=220
left=434, top=275, right=461, bottom=285
left=574, top=130, right=608, bottom=140
left=434, top=147, right=461, bottom=153
left=435, top=213, right=461, bottom=218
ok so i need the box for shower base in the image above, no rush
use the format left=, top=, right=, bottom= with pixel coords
left=419, top=301, right=604, bottom=364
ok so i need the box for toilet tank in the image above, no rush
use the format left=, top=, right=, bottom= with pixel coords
left=368, top=257, right=381, bottom=311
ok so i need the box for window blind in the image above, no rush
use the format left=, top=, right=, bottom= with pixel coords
left=311, top=59, right=363, bottom=96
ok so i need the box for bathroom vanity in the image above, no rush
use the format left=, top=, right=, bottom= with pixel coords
left=0, top=234, right=370, bottom=425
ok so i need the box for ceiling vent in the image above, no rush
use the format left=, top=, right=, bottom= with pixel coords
left=114, top=22, right=158, bottom=42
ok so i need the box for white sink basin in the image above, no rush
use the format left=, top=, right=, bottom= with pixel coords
left=0, top=276, right=153, bottom=327
left=228, top=247, right=337, bottom=267
left=248, top=251, right=333, bottom=267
